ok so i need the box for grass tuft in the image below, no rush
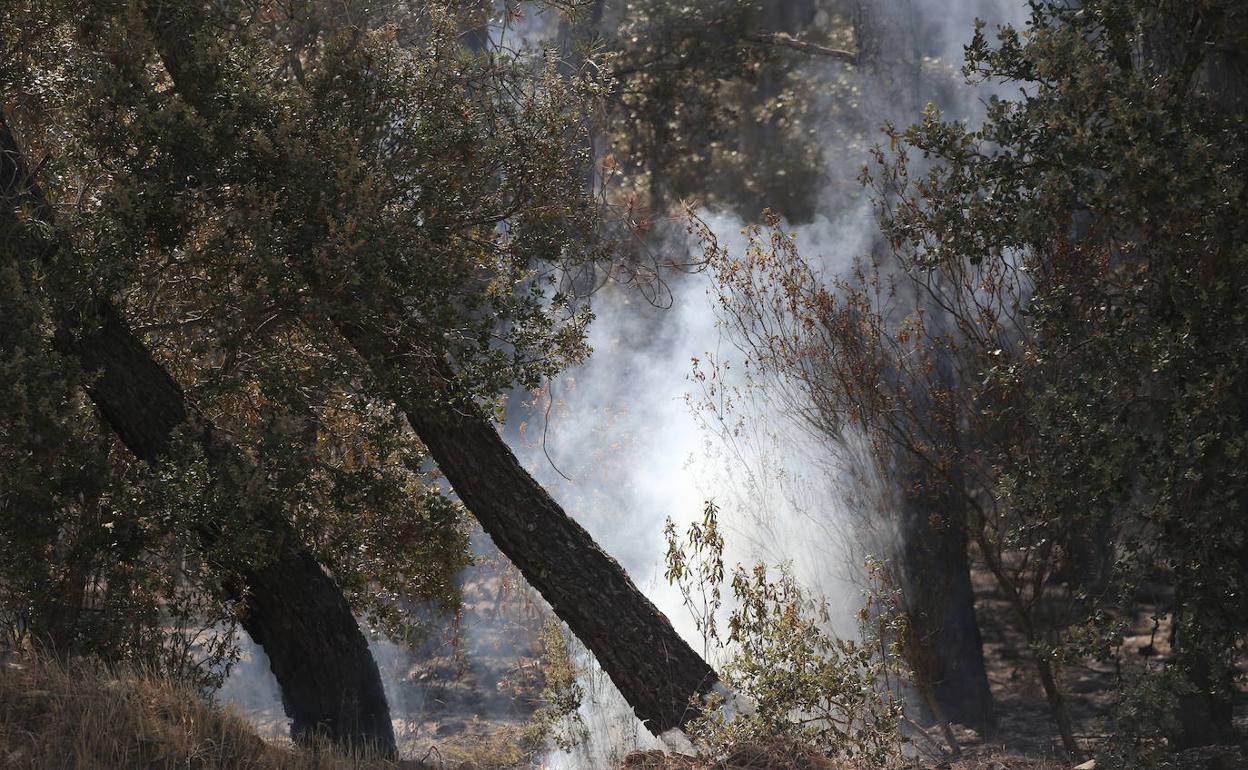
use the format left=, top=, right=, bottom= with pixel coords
left=0, top=653, right=415, bottom=770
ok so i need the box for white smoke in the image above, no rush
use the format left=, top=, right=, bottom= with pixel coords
left=525, top=1, right=1031, bottom=765
left=214, top=633, right=288, bottom=740
left=216, top=1, right=1032, bottom=762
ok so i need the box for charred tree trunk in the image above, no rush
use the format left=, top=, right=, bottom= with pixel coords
left=0, top=115, right=396, bottom=757
left=341, top=324, right=721, bottom=734
left=893, top=458, right=994, bottom=733
left=1172, top=622, right=1235, bottom=750
left=414, top=407, right=718, bottom=732
left=855, top=0, right=994, bottom=734
left=142, top=5, right=722, bottom=736
left=56, top=302, right=398, bottom=755
left=855, top=0, right=921, bottom=130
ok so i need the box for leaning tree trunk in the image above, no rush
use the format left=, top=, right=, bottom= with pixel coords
left=341, top=323, right=722, bottom=734
left=413, top=410, right=719, bottom=731
left=0, top=114, right=397, bottom=757
left=854, top=0, right=995, bottom=734
left=141, top=3, right=721, bottom=736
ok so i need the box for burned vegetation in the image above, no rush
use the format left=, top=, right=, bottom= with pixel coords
left=1, top=1, right=1246, bottom=769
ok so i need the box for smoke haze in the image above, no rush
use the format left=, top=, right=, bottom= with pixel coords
left=216, top=1, right=1030, bottom=762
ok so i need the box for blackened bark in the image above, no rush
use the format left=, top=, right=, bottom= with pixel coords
left=341, top=323, right=721, bottom=734
left=56, top=301, right=397, bottom=755
left=1173, top=651, right=1235, bottom=749
left=894, top=459, right=994, bottom=733
left=855, top=0, right=994, bottom=733
left=140, top=5, right=723, bottom=734
left=1172, top=630, right=1235, bottom=750
left=0, top=115, right=396, bottom=757
left=416, top=409, right=718, bottom=732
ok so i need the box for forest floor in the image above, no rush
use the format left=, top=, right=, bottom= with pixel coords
left=389, top=558, right=548, bottom=766
left=4, top=542, right=1244, bottom=769
left=398, top=556, right=1248, bottom=769
left=950, top=567, right=1247, bottom=770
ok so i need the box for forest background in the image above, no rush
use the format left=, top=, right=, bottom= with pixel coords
left=1, top=1, right=1245, bottom=768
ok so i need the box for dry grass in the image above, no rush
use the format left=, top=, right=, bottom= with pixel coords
left=0, top=654, right=415, bottom=770
left=416, top=723, right=535, bottom=769
left=618, top=738, right=1068, bottom=770
left=0, top=653, right=1080, bottom=770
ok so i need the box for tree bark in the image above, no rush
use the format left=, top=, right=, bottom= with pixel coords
left=139, top=3, right=723, bottom=736
left=417, top=411, right=718, bottom=732
left=893, top=463, right=994, bottom=733
left=855, top=0, right=995, bottom=734
left=341, top=324, right=722, bottom=734
left=0, top=114, right=397, bottom=757
left=1172, top=629, right=1235, bottom=750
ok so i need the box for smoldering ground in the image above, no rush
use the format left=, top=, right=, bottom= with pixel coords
left=217, top=1, right=1029, bottom=763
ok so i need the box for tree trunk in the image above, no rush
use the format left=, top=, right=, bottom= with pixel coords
left=140, top=4, right=723, bottom=736
left=1173, top=638, right=1235, bottom=750
left=855, top=0, right=995, bottom=734
left=1, top=115, right=397, bottom=757
left=894, top=463, right=994, bottom=733
left=342, top=323, right=721, bottom=734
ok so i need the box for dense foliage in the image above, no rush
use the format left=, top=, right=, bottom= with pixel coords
left=3, top=0, right=1245, bottom=766
left=1, top=0, right=609, bottom=677
left=703, top=0, right=1248, bottom=763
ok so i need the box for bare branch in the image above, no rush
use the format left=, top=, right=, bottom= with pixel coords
left=746, top=32, right=858, bottom=65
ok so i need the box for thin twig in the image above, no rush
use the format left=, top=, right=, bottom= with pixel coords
left=746, top=32, right=858, bottom=65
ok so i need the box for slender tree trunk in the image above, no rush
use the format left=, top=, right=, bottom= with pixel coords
left=0, top=115, right=397, bottom=757
left=894, top=465, right=994, bottom=733
left=1033, top=650, right=1078, bottom=755
left=855, top=0, right=995, bottom=734
left=140, top=4, right=722, bottom=736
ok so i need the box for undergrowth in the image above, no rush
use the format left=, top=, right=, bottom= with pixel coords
left=664, top=502, right=909, bottom=765
left=0, top=654, right=404, bottom=769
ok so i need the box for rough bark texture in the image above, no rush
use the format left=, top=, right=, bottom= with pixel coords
left=415, top=414, right=718, bottom=732
left=140, top=3, right=722, bottom=735
left=1, top=115, right=396, bottom=757
left=894, top=460, right=994, bottom=733
left=343, top=323, right=721, bottom=734
left=56, top=301, right=398, bottom=756
left=855, top=0, right=995, bottom=733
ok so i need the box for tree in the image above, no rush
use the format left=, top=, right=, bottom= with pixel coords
left=5, top=0, right=721, bottom=736
left=594, top=0, right=852, bottom=222
left=1, top=110, right=405, bottom=755
left=869, top=0, right=1248, bottom=757
left=686, top=0, right=996, bottom=736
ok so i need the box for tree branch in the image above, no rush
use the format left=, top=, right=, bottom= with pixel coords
left=746, top=32, right=858, bottom=65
